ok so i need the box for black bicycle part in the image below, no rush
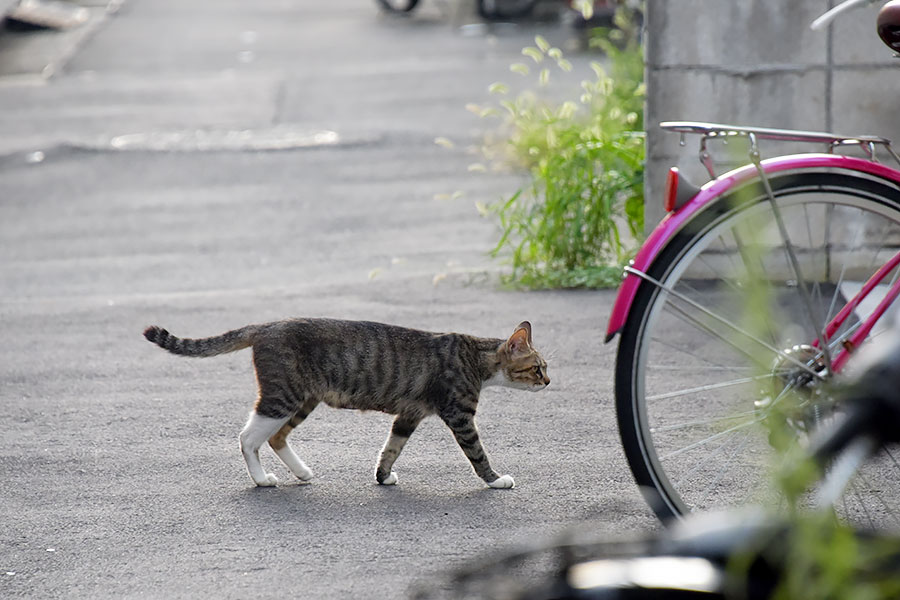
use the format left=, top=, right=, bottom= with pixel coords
left=477, top=0, right=538, bottom=20
left=376, top=0, right=420, bottom=13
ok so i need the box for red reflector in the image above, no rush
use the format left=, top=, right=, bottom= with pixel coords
left=664, top=167, right=679, bottom=213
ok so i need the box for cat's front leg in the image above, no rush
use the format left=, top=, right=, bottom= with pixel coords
left=440, top=409, right=514, bottom=489
left=375, top=414, right=422, bottom=485
left=487, top=474, right=515, bottom=489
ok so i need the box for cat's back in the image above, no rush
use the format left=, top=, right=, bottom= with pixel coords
left=251, top=318, right=487, bottom=412
left=260, top=318, right=443, bottom=350
left=254, top=318, right=463, bottom=379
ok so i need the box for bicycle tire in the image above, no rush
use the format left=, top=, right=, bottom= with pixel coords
left=616, top=170, right=900, bottom=525
left=477, top=0, right=537, bottom=20
left=376, top=0, right=419, bottom=13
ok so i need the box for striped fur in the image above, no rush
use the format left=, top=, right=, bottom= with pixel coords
left=144, top=318, right=549, bottom=488
left=143, top=325, right=257, bottom=357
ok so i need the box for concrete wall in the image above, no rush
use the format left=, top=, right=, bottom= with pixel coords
left=644, top=0, right=900, bottom=229
left=1, top=0, right=19, bottom=18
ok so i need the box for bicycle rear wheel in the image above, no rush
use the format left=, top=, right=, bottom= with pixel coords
left=616, top=170, right=900, bottom=526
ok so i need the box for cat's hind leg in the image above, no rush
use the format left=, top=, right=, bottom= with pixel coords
left=375, top=414, right=423, bottom=485
left=239, top=412, right=289, bottom=487
left=268, top=402, right=318, bottom=482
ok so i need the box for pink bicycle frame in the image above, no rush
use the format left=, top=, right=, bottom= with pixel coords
left=813, top=249, right=900, bottom=371
left=605, top=153, right=900, bottom=371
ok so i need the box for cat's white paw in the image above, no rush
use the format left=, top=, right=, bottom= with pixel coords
left=487, top=474, right=515, bottom=489
left=296, top=466, right=314, bottom=482
left=380, top=472, right=398, bottom=486
left=256, top=473, right=279, bottom=487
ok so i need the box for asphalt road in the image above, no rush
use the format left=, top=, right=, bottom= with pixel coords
left=0, top=1, right=657, bottom=598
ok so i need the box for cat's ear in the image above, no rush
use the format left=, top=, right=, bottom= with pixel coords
left=515, top=321, right=533, bottom=344
left=507, top=321, right=533, bottom=354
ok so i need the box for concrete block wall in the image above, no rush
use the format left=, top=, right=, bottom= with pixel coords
left=644, top=0, right=900, bottom=229
left=1, top=1, right=19, bottom=16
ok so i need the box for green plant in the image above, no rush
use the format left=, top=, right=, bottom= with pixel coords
left=725, top=224, right=900, bottom=600
left=473, top=13, right=645, bottom=288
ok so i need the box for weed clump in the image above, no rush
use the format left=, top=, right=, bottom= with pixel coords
left=473, top=14, right=645, bottom=289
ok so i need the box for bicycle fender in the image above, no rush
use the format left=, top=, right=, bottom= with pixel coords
left=605, top=153, right=900, bottom=343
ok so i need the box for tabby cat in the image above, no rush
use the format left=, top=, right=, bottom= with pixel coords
left=143, top=318, right=549, bottom=489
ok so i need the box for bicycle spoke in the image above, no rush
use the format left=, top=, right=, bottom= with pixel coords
left=851, top=468, right=900, bottom=529
left=803, top=203, right=833, bottom=336
left=631, top=267, right=823, bottom=378
left=694, top=430, right=756, bottom=510
left=660, top=417, right=763, bottom=461
left=650, top=365, right=757, bottom=372
left=668, top=423, right=753, bottom=494
left=824, top=206, right=864, bottom=326
left=660, top=299, right=772, bottom=373
left=647, top=377, right=766, bottom=403
left=823, top=210, right=900, bottom=353
left=650, top=409, right=760, bottom=433
left=728, top=225, right=782, bottom=347
left=883, top=444, right=900, bottom=471
left=826, top=319, right=864, bottom=353
left=847, top=478, right=878, bottom=530
left=647, top=334, right=750, bottom=374
left=695, top=253, right=744, bottom=296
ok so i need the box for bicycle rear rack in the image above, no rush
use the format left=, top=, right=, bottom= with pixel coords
left=661, top=121, right=900, bottom=179
left=661, top=121, right=900, bottom=369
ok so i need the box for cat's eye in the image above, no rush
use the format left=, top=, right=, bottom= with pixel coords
left=533, top=366, right=543, bottom=377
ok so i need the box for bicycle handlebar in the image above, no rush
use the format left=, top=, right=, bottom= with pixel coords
left=811, top=0, right=880, bottom=30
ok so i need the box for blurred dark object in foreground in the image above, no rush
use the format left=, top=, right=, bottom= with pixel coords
left=374, top=0, right=631, bottom=24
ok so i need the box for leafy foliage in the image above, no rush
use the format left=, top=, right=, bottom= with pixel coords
left=762, top=448, right=900, bottom=600
left=728, top=224, right=900, bottom=599
left=474, top=14, right=645, bottom=288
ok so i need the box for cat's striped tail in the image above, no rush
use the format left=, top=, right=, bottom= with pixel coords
left=143, top=325, right=256, bottom=357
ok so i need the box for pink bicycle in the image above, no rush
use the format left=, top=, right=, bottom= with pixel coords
left=607, top=0, right=900, bottom=524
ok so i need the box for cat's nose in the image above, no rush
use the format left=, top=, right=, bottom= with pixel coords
left=542, top=375, right=550, bottom=386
